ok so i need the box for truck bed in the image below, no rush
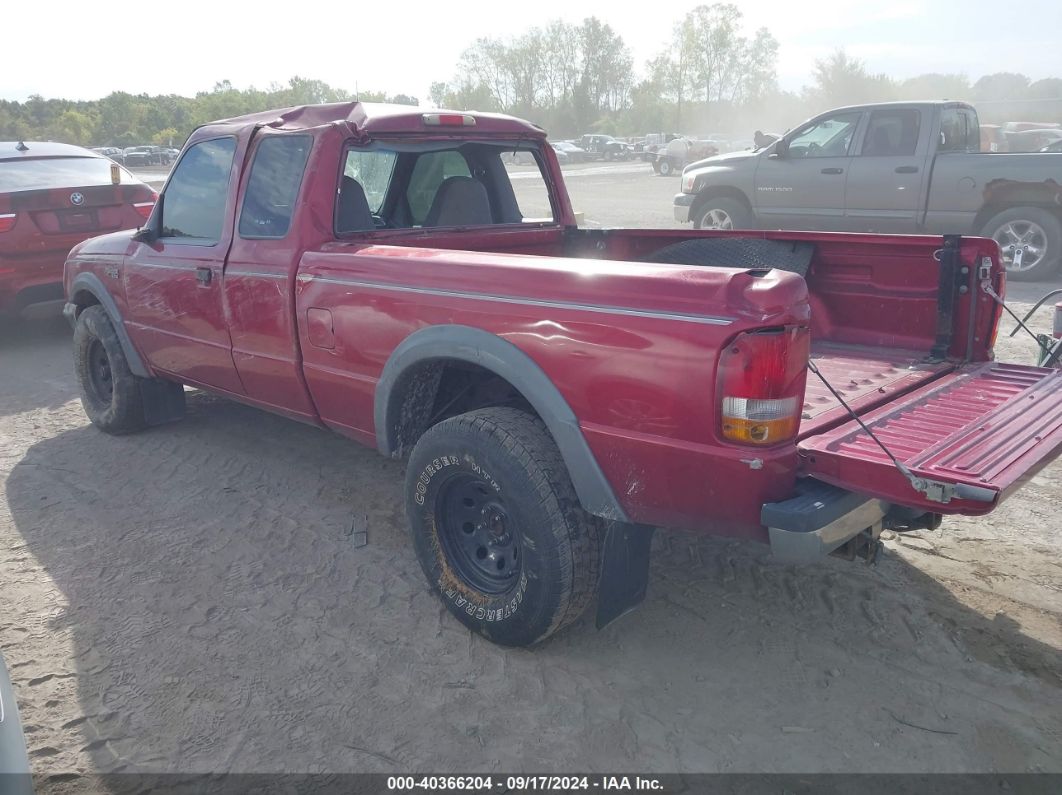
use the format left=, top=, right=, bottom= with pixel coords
left=800, top=342, right=953, bottom=438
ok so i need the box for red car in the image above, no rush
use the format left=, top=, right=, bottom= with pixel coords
left=0, top=141, right=155, bottom=318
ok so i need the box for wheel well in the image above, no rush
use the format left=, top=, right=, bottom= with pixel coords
left=70, top=289, right=101, bottom=316
left=386, top=359, right=539, bottom=457
left=691, top=186, right=753, bottom=219
left=974, top=202, right=1062, bottom=235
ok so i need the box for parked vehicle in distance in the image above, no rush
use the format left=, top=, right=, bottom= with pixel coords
left=64, top=102, right=1062, bottom=649
left=1, top=141, right=155, bottom=318
left=979, top=124, right=1008, bottom=152
left=577, top=134, right=633, bottom=160
left=122, top=146, right=157, bottom=167
left=675, top=100, right=1062, bottom=279
left=1005, top=128, right=1062, bottom=153
left=91, top=146, right=126, bottom=164
left=551, top=141, right=587, bottom=162
left=651, top=137, right=719, bottom=175
left=549, top=144, right=571, bottom=165
left=0, top=651, right=33, bottom=793
left=641, top=132, right=680, bottom=162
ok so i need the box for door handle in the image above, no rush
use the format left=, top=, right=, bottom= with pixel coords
left=195, top=267, right=213, bottom=286
left=895, top=165, right=919, bottom=174
left=820, top=167, right=844, bottom=174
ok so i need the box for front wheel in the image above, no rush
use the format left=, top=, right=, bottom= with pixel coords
left=693, top=197, right=755, bottom=230
left=405, top=407, right=601, bottom=647
left=658, top=159, right=673, bottom=176
left=74, top=305, right=184, bottom=434
left=982, top=207, right=1062, bottom=281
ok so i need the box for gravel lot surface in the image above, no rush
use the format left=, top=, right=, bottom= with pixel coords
left=1, top=165, right=1060, bottom=786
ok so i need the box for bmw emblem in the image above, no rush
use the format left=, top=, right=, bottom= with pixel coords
left=70, top=192, right=85, bottom=206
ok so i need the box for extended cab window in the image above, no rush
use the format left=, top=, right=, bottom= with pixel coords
left=786, top=113, right=861, bottom=158
left=161, top=137, right=236, bottom=244
left=861, top=109, right=920, bottom=156
left=239, top=135, right=312, bottom=239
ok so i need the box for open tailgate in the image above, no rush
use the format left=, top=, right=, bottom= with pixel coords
left=800, top=362, right=1062, bottom=515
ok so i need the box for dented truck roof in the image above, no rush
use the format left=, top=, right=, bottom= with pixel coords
left=207, top=101, right=547, bottom=138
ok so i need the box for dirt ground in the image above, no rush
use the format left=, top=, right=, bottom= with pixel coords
left=1, top=167, right=1061, bottom=783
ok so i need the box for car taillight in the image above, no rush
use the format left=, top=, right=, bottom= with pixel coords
left=132, top=201, right=154, bottom=219
left=718, top=326, right=809, bottom=445
left=0, top=213, right=16, bottom=232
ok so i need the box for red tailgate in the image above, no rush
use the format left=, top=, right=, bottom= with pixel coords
left=799, top=362, right=1062, bottom=515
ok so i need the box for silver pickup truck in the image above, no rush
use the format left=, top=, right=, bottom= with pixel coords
left=674, top=100, right=1062, bottom=279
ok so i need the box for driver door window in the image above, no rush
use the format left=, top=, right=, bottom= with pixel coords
left=787, top=113, right=862, bottom=158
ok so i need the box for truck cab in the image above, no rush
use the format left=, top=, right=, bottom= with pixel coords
left=676, top=101, right=1062, bottom=279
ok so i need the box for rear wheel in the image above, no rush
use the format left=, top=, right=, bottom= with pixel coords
left=658, top=159, right=674, bottom=176
left=693, top=197, right=755, bottom=230
left=405, top=407, right=601, bottom=647
left=982, top=207, right=1062, bottom=281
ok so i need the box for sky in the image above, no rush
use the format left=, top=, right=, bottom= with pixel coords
left=3, top=0, right=1061, bottom=103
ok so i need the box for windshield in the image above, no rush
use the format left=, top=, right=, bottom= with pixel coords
left=0, top=157, right=140, bottom=191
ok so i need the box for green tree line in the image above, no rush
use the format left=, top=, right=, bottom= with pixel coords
left=3, top=3, right=1062, bottom=147
left=0, top=76, right=418, bottom=147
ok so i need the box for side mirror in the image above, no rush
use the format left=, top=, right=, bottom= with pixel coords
left=133, top=194, right=162, bottom=243
left=768, top=140, right=787, bottom=159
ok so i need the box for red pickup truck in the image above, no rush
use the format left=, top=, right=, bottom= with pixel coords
left=63, top=102, right=1062, bottom=647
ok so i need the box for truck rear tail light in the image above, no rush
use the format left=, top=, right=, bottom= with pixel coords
left=0, top=213, right=16, bottom=232
left=422, top=113, right=476, bottom=127
left=718, top=326, right=809, bottom=445
left=132, top=202, right=154, bottom=219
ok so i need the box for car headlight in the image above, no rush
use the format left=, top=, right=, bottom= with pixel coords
left=682, top=174, right=697, bottom=194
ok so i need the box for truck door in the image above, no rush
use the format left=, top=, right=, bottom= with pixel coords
left=754, top=111, right=863, bottom=231
left=844, top=107, right=929, bottom=232
left=124, top=135, right=246, bottom=394
left=222, top=130, right=318, bottom=419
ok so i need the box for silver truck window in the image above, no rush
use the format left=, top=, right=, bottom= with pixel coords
left=861, top=109, right=920, bottom=157
left=786, top=113, right=861, bottom=158
left=239, top=135, right=312, bottom=239
left=161, top=137, right=236, bottom=244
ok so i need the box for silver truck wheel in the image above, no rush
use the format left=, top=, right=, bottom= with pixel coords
left=983, top=207, right=1062, bottom=281
left=693, top=198, right=754, bottom=231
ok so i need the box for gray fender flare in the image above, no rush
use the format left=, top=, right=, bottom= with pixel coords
left=67, top=271, right=150, bottom=377
left=375, top=324, right=629, bottom=522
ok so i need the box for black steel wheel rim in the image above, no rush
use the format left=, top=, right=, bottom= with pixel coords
left=436, top=473, right=522, bottom=595
left=87, top=338, right=114, bottom=404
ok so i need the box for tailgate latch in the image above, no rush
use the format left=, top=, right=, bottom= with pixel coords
left=900, top=464, right=996, bottom=505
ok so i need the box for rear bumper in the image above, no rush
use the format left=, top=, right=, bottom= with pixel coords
left=673, top=192, right=695, bottom=223
left=763, top=479, right=888, bottom=565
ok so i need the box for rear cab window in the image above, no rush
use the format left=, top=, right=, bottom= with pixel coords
left=939, top=108, right=979, bottom=153
left=335, top=141, right=557, bottom=235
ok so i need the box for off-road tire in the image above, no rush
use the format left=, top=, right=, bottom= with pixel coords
left=980, top=206, right=1062, bottom=281
left=693, top=197, right=755, bottom=230
left=405, top=407, right=601, bottom=647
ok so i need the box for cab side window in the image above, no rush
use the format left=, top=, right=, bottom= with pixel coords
left=786, top=113, right=862, bottom=158
left=239, top=135, right=312, bottom=239
left=161, top=137, right=236, bottom=244
left=861, top=109, right=920, bottom=156
left=940, top=109, right=978, bottom=152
